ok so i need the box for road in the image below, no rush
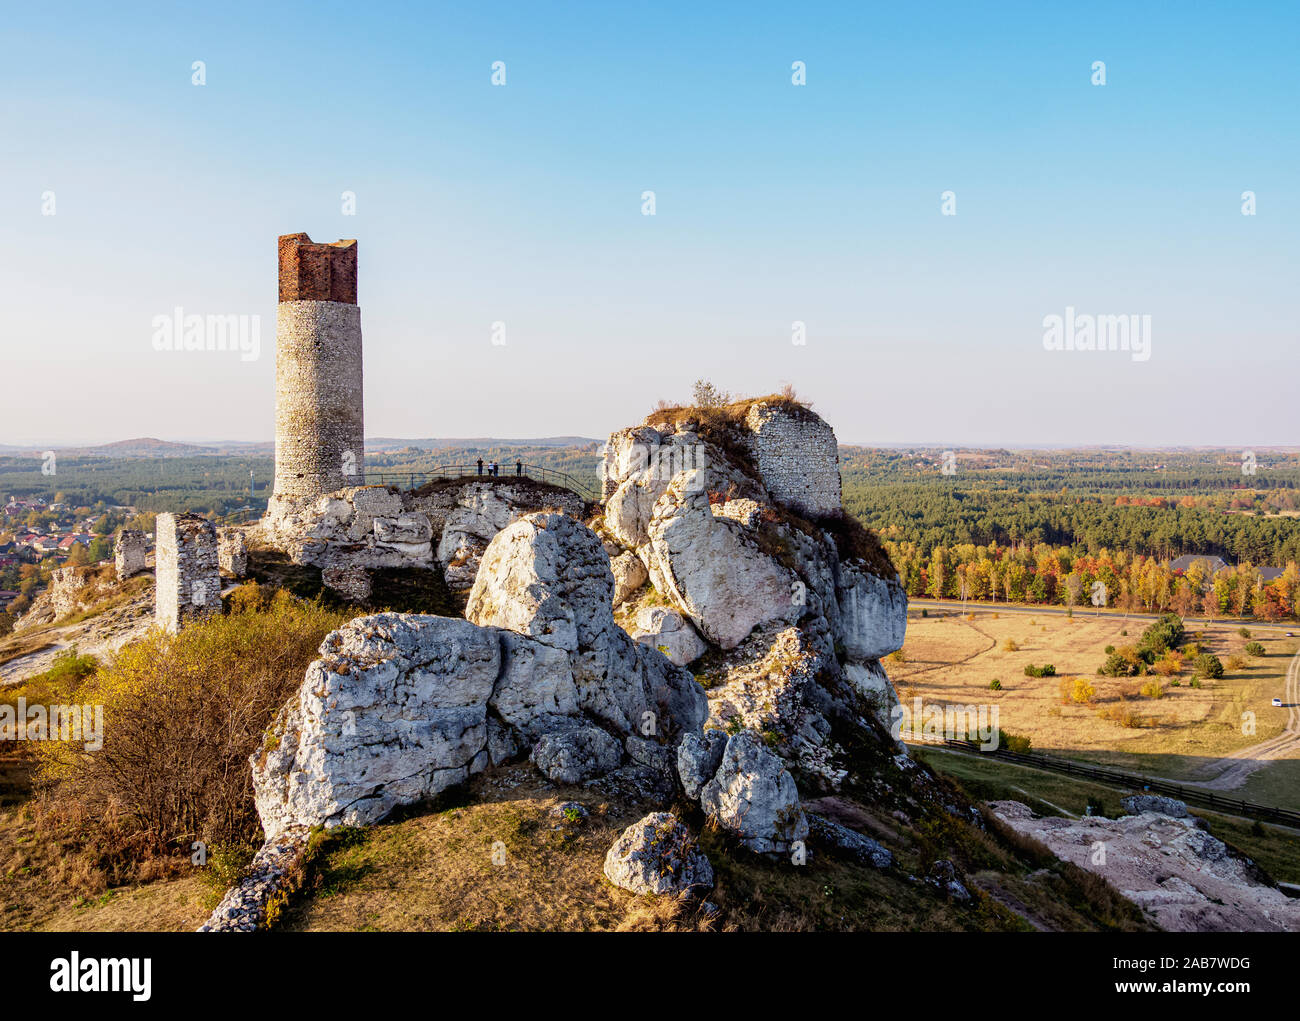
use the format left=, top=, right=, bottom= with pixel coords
left=1191, top=645, right=1300, bottom=790
left=907, top=598, right=1299, bottom=636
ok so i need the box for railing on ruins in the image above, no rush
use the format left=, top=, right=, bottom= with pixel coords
left=362, top=463, right=598, bottom=502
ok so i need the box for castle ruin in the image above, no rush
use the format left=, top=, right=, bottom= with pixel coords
left=114, top=529, right=148, bottom=580
left=155, top=512, right=222, bottom=632
left=218, top=528, right=248, bottom=578
left=742, top=400, right=842, bottom=518
left=267, top=234, right=364, bottom=521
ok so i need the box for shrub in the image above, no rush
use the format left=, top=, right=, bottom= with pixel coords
left=1189, top=677, right=1203, bottom=689
left=35, top=590, right=352, bottom=852
left=1060, top=678, right=1095, bottom=705
left=1024, top=663, right=1056, bottom=678
left=989, top=679, right=1002, bottom=691
left=1193, top=653, right=1224, bottom=680
left=1225, top=655, right=1246, bottom=671
left=1139, top=680, right=1165, bottom=699
left=1239, top=627, right=1252, bottom=639
left=1099, top=646, right=1144, bottom=677
left=1244, top=642, right=1265, bottom=658
left=1098, top=706, right=1145, bottom=728
left=1002, top=638, right=1019, bottom=652
left=1152, top=653, right=1184, bottom=677
left=994, top=730, right=1032, bottom=754
left=1104, top=645, right=1116, bottom=655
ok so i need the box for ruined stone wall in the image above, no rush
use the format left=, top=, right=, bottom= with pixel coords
left=742, top=401, right=841, bottom=518
left=115, top=529, right=147, bottom=580
left=271, top=234, right=363, bottom=508
left=155, top=512, right=221, bottom=632
left=218, top=528, right=247, bottom=577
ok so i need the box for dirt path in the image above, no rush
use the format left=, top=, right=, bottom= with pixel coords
left=1185, top=646, right=1300, bottom=791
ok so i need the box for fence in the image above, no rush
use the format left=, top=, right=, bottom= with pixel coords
left=362, top=463, right=598, bottom=502
left=932, top=738, right=1300, bottom=828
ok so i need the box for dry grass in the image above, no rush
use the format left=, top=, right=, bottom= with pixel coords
left=0, top=802, right=203, bottom=932
left=886, top=609, right=1298, bottom=792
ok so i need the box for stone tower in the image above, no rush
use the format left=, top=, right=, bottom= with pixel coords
left=268, top=233, right=364, bottom=518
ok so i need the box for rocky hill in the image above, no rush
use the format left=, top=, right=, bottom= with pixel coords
left=195, top=398, right=1164, bottom=932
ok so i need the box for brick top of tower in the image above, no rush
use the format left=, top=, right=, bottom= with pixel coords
left=278, top=233, right=357, bottom=304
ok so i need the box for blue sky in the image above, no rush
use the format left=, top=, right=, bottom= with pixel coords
left=3, top=1, right=1297, bottom=446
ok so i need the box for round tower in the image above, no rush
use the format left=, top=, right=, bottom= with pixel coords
left=268, top=233, right=364, bottom=517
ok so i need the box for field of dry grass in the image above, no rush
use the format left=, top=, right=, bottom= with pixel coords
left=885, top=608, right=1299, bottom=797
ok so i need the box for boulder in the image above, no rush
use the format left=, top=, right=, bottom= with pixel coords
left=531, top=725, right=623, bottom=784
left=603, top=812, right=714, bottom=897
left=466, top=512, right=707, bottom=738
left=251, top=614, right=503, bottom=838
left=836, top=565, right=907, bottom=660
left=630, top=605, right=708, bottom=666
left=1121, top=795, right=1190, bottom=819
left=490, top=632, right=580, bottom=738
left=699, top=729, right=808, bottom=856
left=646, top=471, right=799, bottom=649
left=610, top=551, right=648, bottom=606
left=808, top=813, right=892, bottom=868
left=677, top=728, right=727, bottom=800
left=435, top=486, right=535, bottom=591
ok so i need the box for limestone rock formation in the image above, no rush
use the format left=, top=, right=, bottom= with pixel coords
left=252, top=615, right=503, bottom=838
left=610, top=550, right=648, bottom=606
left=991, top=801, right=1300, bottom=932
left=431, top=481, right=585, bottom=592
left=261, top=485, right=432, bottom=570
left=603, top=812, right=714, bottom=897
left=629, top=605, right=708, bottom=667
left=531, top=725, right=623, bottom=784
left=646, top=471, right=800, bottom=649
left=466, top=512, right=707, bottom=738
left=1121, top=794, right=1190, bottom=819
left=594, top=399, right=907, bottom=798
left=807, top=813, right=892, bottom=868
left=699, top=729, right=809, bottom=856
left=676, top=728, right=727, bottom=800
left=260, top=478, right=589, bottom=595
left=253, top=511, right=707, bottom=839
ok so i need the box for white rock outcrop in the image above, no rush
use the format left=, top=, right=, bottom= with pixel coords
left=630, top=605, right=709, bottom=667
left=603, top=812, right=714, bottom=897
left=647, top=471, right=800, bottom=650
left=699, top=729, right=809, bottom=856
left=991, top=801, right=1300, bottom=932
left=466, top=512, right=708, bottom=738
left=253, top=511, right=708, bottom=839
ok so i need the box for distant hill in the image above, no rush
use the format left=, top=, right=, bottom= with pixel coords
left=77, top=438, right=218, bottom=458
